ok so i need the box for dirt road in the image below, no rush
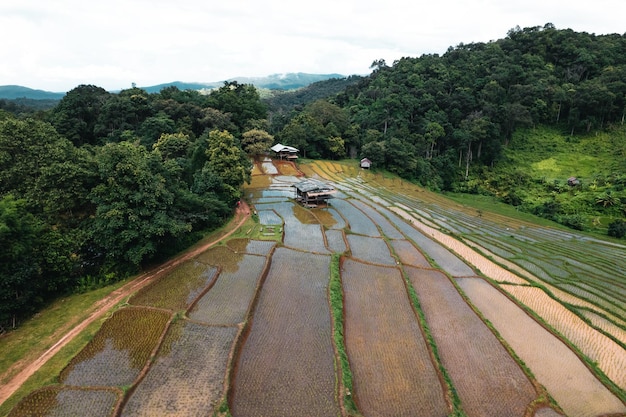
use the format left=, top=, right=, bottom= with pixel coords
left=0, top=202, right=251, bottom=406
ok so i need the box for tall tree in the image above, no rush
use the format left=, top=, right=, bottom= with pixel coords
left=204, top=130, right=252, bottom=204
left=89, top=141, right=191, bottom=267
left=50, top=84, right=110, bottom=146
left=241, top=129, right=274, bottom=156
left=207, top=82, right=267, bottom=133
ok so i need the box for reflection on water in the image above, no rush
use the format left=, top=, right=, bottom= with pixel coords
left=292, top=203, right=319, bottom=224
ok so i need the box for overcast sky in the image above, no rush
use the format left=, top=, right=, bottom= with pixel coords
left=1, top=0, right=624, bottom=92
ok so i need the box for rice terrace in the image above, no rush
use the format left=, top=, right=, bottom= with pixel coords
left=3, top=157, right=626, bottom=417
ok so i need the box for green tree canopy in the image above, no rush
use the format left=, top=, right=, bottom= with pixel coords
left=241, top=129, right=274, bottom=156
left=50, top=84, right=110, bottom=146
left=204, top=130, right=252, bottom=204
left=89, top=141, right=191, bottom=267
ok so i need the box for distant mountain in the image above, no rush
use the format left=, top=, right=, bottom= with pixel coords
left=0, top=73, right=348, bottom=100
left=0, top=85, right=65, bottom=100
left=140, top=73, right=347, bottom=93
left=226, top=72, right=346, bottom=90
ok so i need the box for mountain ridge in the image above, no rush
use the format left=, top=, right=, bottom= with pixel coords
left=0, top=72, right=348, bottom=99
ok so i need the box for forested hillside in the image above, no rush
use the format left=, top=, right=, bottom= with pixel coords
left=0, top=81, right=268, bottom=330
left=271, top=24, right=626, bottom=232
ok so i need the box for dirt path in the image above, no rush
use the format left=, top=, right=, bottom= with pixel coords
left=0, top=202, right=251, bottom=406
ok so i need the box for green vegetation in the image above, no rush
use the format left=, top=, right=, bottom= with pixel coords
left=1, top=82, right=267, bottom=330
left=457, top=126, right=626, bottom=234
left=3, top=23, right=626, bottom=350
left=268, top=25, right=626, bottom=233
left=328, top=253, right=360, bottom=416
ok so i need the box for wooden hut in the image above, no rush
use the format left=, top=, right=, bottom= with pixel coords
left=360, top=157, right=372, bottom=169
left=293, top=178, right=336, bottom=207
left=271, top=143, right=299, bottom=160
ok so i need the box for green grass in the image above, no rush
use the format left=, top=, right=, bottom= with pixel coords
left=442, top=192, right=566, bottom=227
left=328, top=253, right=360, bottom=416
left=462, top=125, right=626, bottom=235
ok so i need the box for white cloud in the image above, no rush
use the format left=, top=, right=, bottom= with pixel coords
left=1, top=0, right=624, bottom=91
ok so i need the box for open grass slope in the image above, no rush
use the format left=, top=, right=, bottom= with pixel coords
left=471, top=126, right=626, bottom=233
left=504, top=126, right=626, bottom=181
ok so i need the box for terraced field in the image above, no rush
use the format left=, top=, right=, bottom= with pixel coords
left=303, top=160, right=626, bottom=417
left=8, top=158, right=625, bottom=417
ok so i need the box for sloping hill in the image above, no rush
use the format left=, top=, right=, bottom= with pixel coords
left=0, top=85, right=65, bottom=100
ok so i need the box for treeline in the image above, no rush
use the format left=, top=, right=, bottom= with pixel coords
left=272, top=24, right=626, bottom=188
left=0, top=82, right=270, bottom=330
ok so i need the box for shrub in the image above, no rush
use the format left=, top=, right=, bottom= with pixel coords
left=559, top=214, right=585, bottom=231
left=607, top=219, right=626, bottom=238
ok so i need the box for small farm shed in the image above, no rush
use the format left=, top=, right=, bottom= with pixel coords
left=360, top=158, right=372, bottom=169
left=293, top=178, right=336, bottom=207
left=271, top=143, right=299, bottom=160
left=568, top=176, right=580, bottom=186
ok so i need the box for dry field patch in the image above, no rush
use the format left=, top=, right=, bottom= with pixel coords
left=342, top=259, right=448, bottom=417
left=273, top=159, right=301, bottom=176
left=230, top=248, right=339, bottom=417
left=457, top=278, right=626, bottom=417
left=406, top=267, right=537, bottom=417
left=581, top=310, right=626, bottom=346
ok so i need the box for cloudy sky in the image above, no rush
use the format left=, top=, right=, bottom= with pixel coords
left=1, top=0, right=624, bottom=92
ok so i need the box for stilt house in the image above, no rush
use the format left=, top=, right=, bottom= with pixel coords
left=271, top=143, right=299, bottom=160
left=293, top=178, right=336, bottom=207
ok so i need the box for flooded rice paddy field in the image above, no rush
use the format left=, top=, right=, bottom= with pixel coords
left=9, top=159, right=625, bottom=417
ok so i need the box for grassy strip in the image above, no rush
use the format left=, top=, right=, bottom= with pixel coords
left=328, top=253, right=360, bottom=416
left=401, top=272, right=467, bottom=417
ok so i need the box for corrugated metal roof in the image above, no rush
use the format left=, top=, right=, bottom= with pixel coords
left=293, top=178, right=335, bottom=193
left=271, top=143, right=299, bottom=153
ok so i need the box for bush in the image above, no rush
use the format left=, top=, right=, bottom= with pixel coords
left=607, top=219, right=626, bottom=238
left=560, top=214, right=585, bottom=231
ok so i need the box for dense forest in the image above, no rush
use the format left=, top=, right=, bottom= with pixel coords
left=0, top=82, right=270, bottom=330
left=2, top=23, right=626, bottom=330
left=271, top=23, right=626, bottom=230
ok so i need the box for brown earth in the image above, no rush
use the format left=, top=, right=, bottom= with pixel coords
left=0, top=202, right=251, bottom=407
